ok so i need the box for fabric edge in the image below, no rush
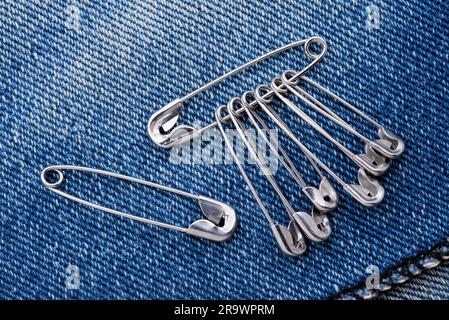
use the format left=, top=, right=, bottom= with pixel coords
left=330, top=237, right=449, bottom=300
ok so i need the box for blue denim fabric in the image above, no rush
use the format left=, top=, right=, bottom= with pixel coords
left=379, top=262, right=449, bottom=300
left=0, top=0, right=448, bottom=299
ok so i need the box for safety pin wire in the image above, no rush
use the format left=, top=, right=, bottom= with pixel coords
left=227, top=99, right=299, bottom=219
left=282, top=72, right=398, bottom=162
left=179, top=38, right=324, bottom=104
left=41, top=165, right=237, bottom=241
left=215, top=108, right=275, bottom=227
left=241, top=92, right=338, bottom=214
left=217, top=99, right=334, bottom=252
left=193, top=37, right=328, bottom=124
left=271, top=77, right=390, bottom=177
left=281, top=74, right=393, bottom=176
left=301, top=76, right=381, bottom=128
left=41, top=165, right=189, bottom=232
left=297, top=75, right=405, bottom=159
left=227, top=97, right=334, bottom=243
left=240, top=92, right=307, bottom=189
left=215, top=106, right=307, bottom=256
left=281, top=71, right=373, bottom=145
left=252, top=85, right=384, bottom=207
left=272, top=78, right=367, bottom=166
left=255, top=97, right=326, bottom=180
left=147, top=37, right=328, bottom=149
left=253, top=86, right=337, bottom=183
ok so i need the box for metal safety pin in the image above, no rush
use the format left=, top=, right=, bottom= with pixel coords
left=148, top=37, right=328, bottom=149
left=215, top=105, right=306, bottom=256
left=240, top=91, right=338, bottom=213
left=253, top=85, right=385, bottom=207
left=237, top=101, right=334, bottom=243
left=271, top=77, right=390, bottom=177
left=41, top=165, right=237, bottom=242
left=297, top=75, right=405, bottom=159
left=219, top=99, right=332, bottom=255
left=227, top=98, right=332, bottom=243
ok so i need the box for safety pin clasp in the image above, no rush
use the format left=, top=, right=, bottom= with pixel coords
left=41, top=165, right=237, bottom=242
left=345, top=169, right=385, bottom=207
left=188, top=196, right=237, bottom=241
left=353, top=144, right=391, bottom=177
left=147, top=99, right=198, bottom=149
left=302, top=177, right=339, bottom=213
left=293, top=208, right=331, bottom=242
left=271, top=222, right=307, bottom=256
left=369, top=127, right=405, bottom=159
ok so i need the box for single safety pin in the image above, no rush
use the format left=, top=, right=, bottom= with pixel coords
left=41, top=165, right=237, bottom=242
left=215, top=105, right=306, bottom=256
left=240, top=91, right=338, bottom=213
left=148, top=37, right=328, bottom=149
left=271, top=77, right=390, bottom=177
left=253, top=85, right=385, bottom=207
left=227, top=98, right=332, bottom=244
left=298, top=75, right=405, bottom=159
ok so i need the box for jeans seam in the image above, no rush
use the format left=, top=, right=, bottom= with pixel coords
left=331, top=237, right=449, bottom=300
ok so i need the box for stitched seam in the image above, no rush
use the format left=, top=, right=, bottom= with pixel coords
left=331, top=237, right=449, bottom=300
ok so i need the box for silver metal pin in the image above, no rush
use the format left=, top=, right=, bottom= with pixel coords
left=253, top=85, right=385, bottom=207
left=41, top=165, right=237, bottom=242
left=148, top=37, right=328, bottom=149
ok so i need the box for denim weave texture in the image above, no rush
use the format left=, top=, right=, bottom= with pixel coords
left=0, top=0, right=448, bottom=299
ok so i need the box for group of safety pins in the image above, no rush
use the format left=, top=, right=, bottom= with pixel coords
left=42, top=37, right=404, bottom=256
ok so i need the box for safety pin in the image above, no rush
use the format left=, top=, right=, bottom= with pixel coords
left=253, top=85, right=385, bottom=207
left=270, top=77, right=390, bottom=177
left=227, top=99, right=332, bottom=243
left=41, top=165, right=237, bottom=242
left=240, top=91, right=338, bottom=213
left=215, top=105, right=306, bottom=256
left=148, top=37, right=328, bottom=149
left=220, top=98, right=332, bottom=254
left=297, top=75, right=405, bottom=159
